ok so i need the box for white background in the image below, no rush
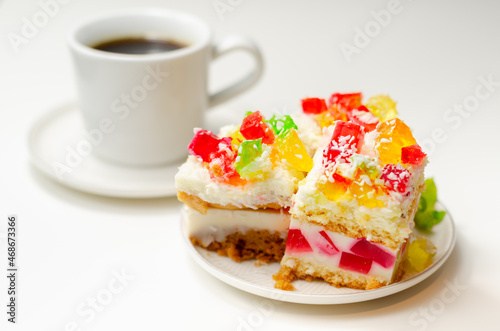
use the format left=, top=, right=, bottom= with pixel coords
left=1, top=0, right=499, bottom=330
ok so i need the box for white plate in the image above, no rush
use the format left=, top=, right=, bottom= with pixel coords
left=182, top=203, right=456, bottom=304
left=28, top=103, right=182, bottom=198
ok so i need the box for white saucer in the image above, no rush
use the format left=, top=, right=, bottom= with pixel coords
left=182, top=202, right=456, bottom=304
left=28, top=103, right=183, bottom=198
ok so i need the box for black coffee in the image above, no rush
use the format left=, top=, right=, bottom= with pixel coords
left=93, top=37, right=187, bottom=55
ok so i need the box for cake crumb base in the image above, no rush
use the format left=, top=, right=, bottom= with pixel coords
left=190, top=229, right=286, bottom=263
left=273, top=258, right=405, bottom=291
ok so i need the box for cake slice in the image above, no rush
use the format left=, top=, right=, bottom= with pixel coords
left=176, top=111, right=313, bottom=262
left=274, top=100, right=427, bottom=290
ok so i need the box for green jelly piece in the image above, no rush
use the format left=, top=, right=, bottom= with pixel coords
left=359, top=161, right=379, bottom=179
left=235, top=139, right=262, bottom=173
left=237, top=160, right=262, bottom=178
left=267, top=114, right=298, bottom=136
left=414, top=178, right=446, bottom=231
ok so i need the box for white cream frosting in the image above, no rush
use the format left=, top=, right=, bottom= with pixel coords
left=184, top=206, right=290, bottom=246
left=175, top=155, right=303, bottom=209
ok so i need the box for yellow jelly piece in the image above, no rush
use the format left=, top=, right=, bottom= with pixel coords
left=314, top=111, right=335, bottom=128
left=405, top=237, right=436, bottom=273
left=229, top=129, right=245, bottom=151
left=349, top=181, right=384, bottom=208
left=376, top=118, right=417, bottom=165
left=318, top=180, right=349, bottom=201
left=277, top=129, right=313, bottom=172
left=365, top=95, right=398, bottom=122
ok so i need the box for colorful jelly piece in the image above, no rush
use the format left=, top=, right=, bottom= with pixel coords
left=381, top=164, right=410, bottom=193
left=205, top=137, right=240, bottom=181
left=314, top=111, right=339, bottom=128
left=301, top=98, right=327, bottom=114
left=276, top=129, right=313, bottom=172
left=229, top=129, right=246, bottom=151
left=339, top=252, right=372, bottom=274
left=329, top=92, right=362, bottom=111
left=316, top=230, right=339, bottom=256
left=365, top=94, right=398, bottom=122
left=286, top=229, right=313, bottom=253
left=401, top=144, right=427, bottom=165
left=331, top=121, right=364, bottom=151
left=347, top=105, right=380, bottom=132
left=235, top=139, right=263, bottom=177
left=188, top=130, right=223, bottom=162
left=349, top=181, right=384, bottom=208
left=323, top=144, right=342, bottom=166
left=267, top=114, right=298, bottom=136
left=240, top=111, right=275, bottom=145
left=376, top=118, right=417, bottom=165
left=323, top=121, right=364, bottom=167
left=350, top=238, right=396, bottom=268
left=318, top=173, right=351, bottom=201
left=358, top=160, right=379, bottom=180
left=405, top=237, right=435, bottom=272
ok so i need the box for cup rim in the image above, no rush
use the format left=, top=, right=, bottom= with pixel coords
left=67, top=7, right=212, bottom=62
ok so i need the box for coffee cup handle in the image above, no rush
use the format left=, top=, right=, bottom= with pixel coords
left=209, top=35, right=264, bottom=108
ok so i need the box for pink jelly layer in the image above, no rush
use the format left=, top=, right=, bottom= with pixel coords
left=283, top=219, right=408, bottom=281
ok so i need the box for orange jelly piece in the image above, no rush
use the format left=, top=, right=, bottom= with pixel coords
left=314, top=111, right=337, bottom=128
left=376, top=118, right=417, bottom=165
left=349, top=181, right=384, bottom=208
left=318, top=173, right=351, bottom=201
left=277, top=129, right=313, bottom=172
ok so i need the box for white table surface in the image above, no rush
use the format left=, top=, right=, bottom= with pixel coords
left=1, top=0, right=499, bottom=330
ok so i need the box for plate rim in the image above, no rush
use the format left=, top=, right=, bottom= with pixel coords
left=182, top=202, right=456, bottom=304
left=27, top=102, right=181, bottom=199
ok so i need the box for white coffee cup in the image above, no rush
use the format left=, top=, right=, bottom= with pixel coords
left=68, top=8, right=263, bottom=167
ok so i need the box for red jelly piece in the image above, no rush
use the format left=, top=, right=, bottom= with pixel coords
left=286, top=229, right=313, bottom=253
left=333, top=173, right=351, bottom=185
left=323, top=121, right=364, bottom=167
left=381, top=164, right=410, bottom=193
left=317, top=230, right=339, bottom=256
left=329, top=92, right=362, bottom=111
left=208, top=140, right=238, bottom=180
left=323, top=147, right=341, bottom=165
left=323, top=146, right=354, bottom=167
left=355, top=105, right=369, bottom=112
left=401, top=144, right=427, bottom=165
left=347, top=106, right=380, bottom=132
left=350, top=238, right=396, bottom=268
left=188, top=130, right=221, bottom=162
left=339, top=252, right=372, bottom=274
left=331, top=121, right=364, bottom=151
left=301, top=98, right=328, bottom=114
left=240, top=111, right=275, bottom=144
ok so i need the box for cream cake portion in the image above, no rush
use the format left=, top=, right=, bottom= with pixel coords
left=176, top=149, right=303, bottom=214
left=184, top=207, right=290, bottom=262
left=275, top=103, right=427, bottom=289
left=275, top=218, right=410, bottom=290
left=293, top=124, right=425, bottom=249
left=176, top=111, right=313, bottom=262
